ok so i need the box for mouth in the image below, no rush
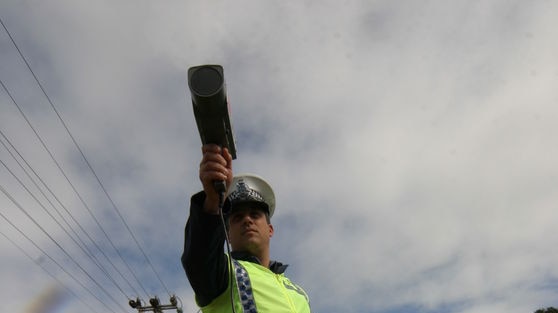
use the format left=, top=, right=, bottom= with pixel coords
left=242, top=229, right=258, bottom=235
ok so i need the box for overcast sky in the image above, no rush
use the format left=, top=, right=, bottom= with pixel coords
left=1, top=1, right=557, bottom=313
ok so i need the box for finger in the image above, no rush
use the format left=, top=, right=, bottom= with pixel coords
left=199, top=154, right=229, bottom=178
left=199, top=170, right=228, bottom=183
left=201, top=150, right=227, bottom=166
left=201, top=144, right=221, bottom=154
left=200, top=161, right=229, bottom=176
left=222, top=148, right=233, bottom=169
left=221, top=148, right=234, bottom=188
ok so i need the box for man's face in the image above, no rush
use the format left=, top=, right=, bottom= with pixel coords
left=228, top=206, right=274, bottom=254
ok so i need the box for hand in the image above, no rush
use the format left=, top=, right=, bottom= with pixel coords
left=199, top=144, right=233, bottom=214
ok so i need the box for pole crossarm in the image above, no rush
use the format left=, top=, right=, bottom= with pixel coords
left=129, top=296, right=183, bottom=313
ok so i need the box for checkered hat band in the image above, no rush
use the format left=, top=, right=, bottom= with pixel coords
left=228, top=188, right=265, bottom=203
left=228, top=179, right=266, bottom=204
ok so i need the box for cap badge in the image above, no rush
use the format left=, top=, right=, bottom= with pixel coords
left=229, top=179, right=265, bottom=203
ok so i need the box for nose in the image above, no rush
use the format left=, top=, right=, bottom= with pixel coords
left=236, top=211, right=257, bottom=226
left=241, top=213, right=254, bottom=224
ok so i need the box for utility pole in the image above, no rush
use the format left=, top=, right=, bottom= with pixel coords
left=129, top=295, right=183, bottom=313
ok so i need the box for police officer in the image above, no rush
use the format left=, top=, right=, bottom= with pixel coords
left=182, top=144, right=311, bottom=313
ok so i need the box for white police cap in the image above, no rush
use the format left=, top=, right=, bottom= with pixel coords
left=227, top=173, right=276, bottom=218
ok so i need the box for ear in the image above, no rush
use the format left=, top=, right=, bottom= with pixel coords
left=268, top=223, right=274, bottom=238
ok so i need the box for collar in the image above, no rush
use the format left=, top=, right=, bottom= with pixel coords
left=230, top=251, right=289, bottom=274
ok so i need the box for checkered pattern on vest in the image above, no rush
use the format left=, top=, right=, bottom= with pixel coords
left=233, top=260, right=257, bottom=313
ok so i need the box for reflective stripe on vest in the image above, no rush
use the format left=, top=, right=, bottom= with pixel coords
left=233, top=259, right=257, bottom=313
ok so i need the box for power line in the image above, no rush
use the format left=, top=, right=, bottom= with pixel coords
left=0, top=153, right=131, bottom=301
left=0, top=125, right=147, bottom=299
left=1, top=78, right=151, bottom=298
left=0, top=110, right=132, bottom=301
left=0, top=229, right=102, bottom=313
left=0, top=183, right=129, bottom=313
left=0, top=129, right=90, bottom=254
left=1, top=16, right=171, bottom=297
left=0, top=209, right=120, bottom=313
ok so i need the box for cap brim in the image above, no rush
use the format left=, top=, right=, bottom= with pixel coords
left=229, top=200, right=270, bottom=214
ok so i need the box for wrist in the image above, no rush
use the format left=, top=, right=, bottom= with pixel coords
left=203, top=196, right=221, bottom=215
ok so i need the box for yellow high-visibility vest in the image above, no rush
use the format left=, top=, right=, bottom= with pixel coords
left=199, top=258, right=311, bottom=313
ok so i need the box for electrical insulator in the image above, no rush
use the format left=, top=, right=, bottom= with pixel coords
left=129, top=299, right=138, bottom=309
left=150, top=297, right=160, bottom=307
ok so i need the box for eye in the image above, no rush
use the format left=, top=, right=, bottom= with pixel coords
left=230, top=214, right=242, bottom=223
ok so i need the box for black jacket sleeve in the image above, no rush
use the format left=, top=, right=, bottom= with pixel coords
left=181, top=191, right=230, bottom=307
